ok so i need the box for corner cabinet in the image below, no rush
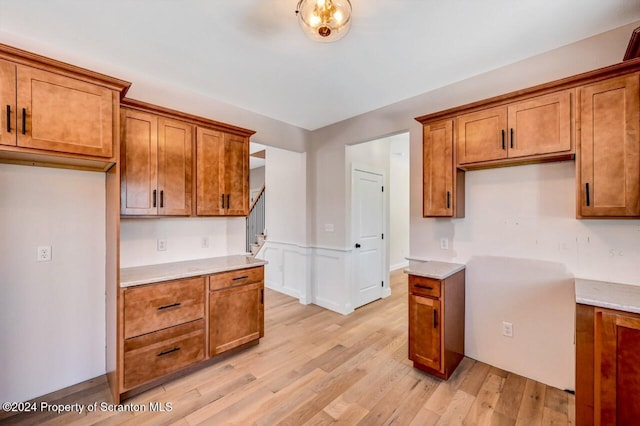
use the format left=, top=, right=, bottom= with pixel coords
left=120, top=108, right=194, bottom=216
left=0, top=44, right=130, bottom=170
left=408, top=270, right=465, bottom=380
left=423, top=120, right=464, bottom=217
left=120, top=99, right=253, bottom=218
left=196, top=128, right=249, bottom=216
left=577, top=73, right=640, bottom=218
left=576, top=304, right=640, bottom=425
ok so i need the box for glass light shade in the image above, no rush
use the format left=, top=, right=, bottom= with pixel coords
left=296, top=0, right=352, bottom=42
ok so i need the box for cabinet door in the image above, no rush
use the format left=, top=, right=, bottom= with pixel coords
left=196, top=127, right=225, bottom=216
left=595, top=310, right=640, bottom=425
left=578, top=74, right=640, bottom=217
left=158, top=118, right=193, bottom=216
left=507, top=90, right=572, bottom=158
left=121, top=109, right=158, bottom=215
left=456, top=106, right=508, bottom=165
left=16, top=64, right=114, bottom=158
left=224, top=133, right=249, bottom=216
left=209, top=282, right=263, bottom=356
left=409, top=294, right=441, bottom=371
left=0, top=60, right=16, bottom=147
left=424, top=120, right=454, bottom=217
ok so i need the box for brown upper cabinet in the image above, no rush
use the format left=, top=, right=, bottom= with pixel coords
left=120, top=99, right=254, bottom=218
left=417, top=57, right=640, bottom=220
left=121, top=107, right=194, bottom=216
left=0, top=45, right=130, bottom=170
left=423, top=120, right=464, bottom=217
left=196, top=128, right=249, bottom=216
left=577, top=73, right=640, bottom=218
left=456, top=90, right=573, bottom=166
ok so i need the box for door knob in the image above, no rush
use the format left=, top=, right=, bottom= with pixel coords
left=355, top=243, right=361, bottom=248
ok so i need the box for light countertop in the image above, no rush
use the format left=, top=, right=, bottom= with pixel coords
left=404, top=260, right=465, bottom=280
left=575, top=278, right=640, bottom=314
left=120, top=255, right=267, bottom=287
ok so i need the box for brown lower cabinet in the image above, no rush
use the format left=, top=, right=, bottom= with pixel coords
left=576, top=304, right=640, bottom=425
left=408, top=270, right=465, bottom=380
left=209, top=282, right=264, bottom=356
left=120, top=266, right=264, bottom=399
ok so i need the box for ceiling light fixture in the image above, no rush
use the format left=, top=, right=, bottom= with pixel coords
left=295, top=0, right=352, bottom=42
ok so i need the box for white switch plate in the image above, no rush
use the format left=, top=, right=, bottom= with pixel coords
left=37, top=246, right=52, bottom=262
left=325, top=224, right=334, bottom=232
left=440, top=238, right=449, bottom=250
left=157, top=239, right=167, bottom=251
left=201, top=237, right=209, bottom=248
left=502, top=321, right=513, bottom=337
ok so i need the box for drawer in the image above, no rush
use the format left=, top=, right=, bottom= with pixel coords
left=124, top=319, right=205, bottom=390
left=124, top=276, right=205, bottom=339
left=209, top=266, right=264, bottom=291
left=409, top=275, right=441, bottom=299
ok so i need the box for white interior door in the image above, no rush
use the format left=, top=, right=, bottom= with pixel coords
left=353, top=168, right=384, bottom=308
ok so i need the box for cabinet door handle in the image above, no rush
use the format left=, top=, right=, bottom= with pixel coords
left=221, top=194, right=225, bottom=209
left=510, top=128, right=514, bottom=149
left=261, top=289, right=264, bottom=304
left=433, top=309, right=438, bottom=328
left=153, top=189, right=157, bottom=208
left=227, top=194, right=230, bottom=209
left=157, top=347, right=180, bottom=357
left=21, top=108, right=26, bottom=135
left=5, top=105, right=10, bottom=133
left=157, top=302, right=181, bottom=310
left=585, top=183, right=590, bottom=207
left=415, top=284, right=434, bottom=290
left=446, top=191, right=451, bottom=209
left=232, top=275, right=249, bottom=281
left=160, top=190, right=164, bottom=208
left=501, top=129, right=505, bottom=150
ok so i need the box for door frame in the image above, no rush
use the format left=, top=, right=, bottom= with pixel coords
left=349, top=163, right=389, bottom=309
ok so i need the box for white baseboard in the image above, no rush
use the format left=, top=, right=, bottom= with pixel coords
left=390, top=261, right=409, bottom=272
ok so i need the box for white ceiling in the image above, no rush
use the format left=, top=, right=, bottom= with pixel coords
left=1, top=1, right=639, bottom=130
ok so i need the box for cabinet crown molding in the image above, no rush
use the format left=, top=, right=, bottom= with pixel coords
left=121, top=98, right=256, bottom=137
left=0, top=43, right=131, bottom=97
left=415, top=58, right=640, bottom=125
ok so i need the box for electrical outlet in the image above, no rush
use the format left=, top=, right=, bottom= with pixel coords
left=202, top=237, right=209, bottom=248
left=37, top=246, right=52, bottom=262
left=440, top=238, right=449, bottom=250
left=502, top=321, right=513, bottom=337
left=157, top=239, right=167, bottom=251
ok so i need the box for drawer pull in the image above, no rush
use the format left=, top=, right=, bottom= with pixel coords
left=415, top=284, right=434, bottom=290
left=157, top=302, right=181, bottom=310
left=157, top=347, right=180, bottom=357
left=232, top=275, right=249, bottom=281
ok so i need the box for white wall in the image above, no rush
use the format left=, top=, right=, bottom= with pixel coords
left=0, top=164, right=106, bottom=402
left=120, top=217, right=238, bottom=268
left=250, top=166, right=265, bottom=196
left=389, top=134, right=410, bottom=271
left=410, top=161, right=640, bottom=390
left=257, top=146, right=309, bottom=302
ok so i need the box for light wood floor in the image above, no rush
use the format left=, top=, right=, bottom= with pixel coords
left=2, top=270, right=575, bottom=425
